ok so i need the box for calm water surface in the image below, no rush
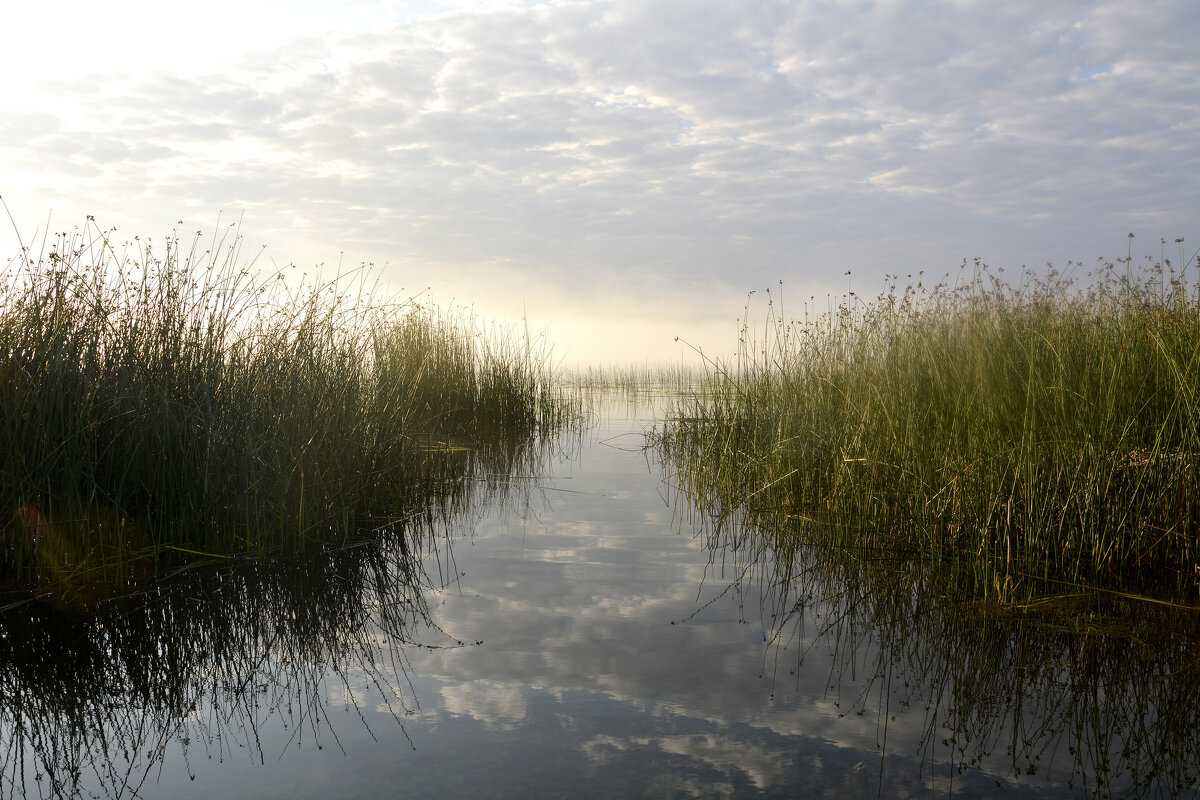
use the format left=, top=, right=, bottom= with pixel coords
left=4, top=394, right=1198, bottom=798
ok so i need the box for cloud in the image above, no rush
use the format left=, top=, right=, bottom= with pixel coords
left=438, top=680, right=529, bottom=729
left=2, top=0, right=1197, bottom=362
left=582, top=732, right=794, bottom=792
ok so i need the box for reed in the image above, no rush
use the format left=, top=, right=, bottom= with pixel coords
left=684, top=499, right=1200, bottom=798
left=660, top=252, right=1200, bottom=597
left=568, top=363, right=707, bottom=395
left=0, top=217, right=574, bottom=596
left=0, top=520, right=443, bottom=796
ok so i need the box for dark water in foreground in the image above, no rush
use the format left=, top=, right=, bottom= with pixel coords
left=3, top=395, right=1199, bottom=798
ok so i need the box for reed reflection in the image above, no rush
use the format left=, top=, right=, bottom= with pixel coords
left=0, top=432, right=562, bottom=799
left=676, top=494, right=1200, bottom=798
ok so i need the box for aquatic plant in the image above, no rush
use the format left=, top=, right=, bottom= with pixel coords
left=660, top=250, right=1200, bottom=597
left=567, top=363, right=707, bottom=396
left=0, top=517, right=449, bottom=797
left=0, top=214, right=576, bottom=601
left=681, top=497, right=1200, bottom=799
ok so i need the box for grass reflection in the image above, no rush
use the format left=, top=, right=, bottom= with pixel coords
left=0, top=486, right=529, bottom=798
left=671, top=491, right=1200, bottom=798
left=0, top=384, right=565, bottom=799
left=652, top=252, right=1200, bottom=795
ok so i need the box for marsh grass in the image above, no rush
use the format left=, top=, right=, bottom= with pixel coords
left=0, top=217, right=574, bottom=600
left=569, top=363, right=707, bottom=397
left=660, top=252, right=1200, bottom=599
left=685, top=503, right=1200, bottom=797
left=0, top=518, right=445, bottom=797
left=564, top=365, right=712, bottom=426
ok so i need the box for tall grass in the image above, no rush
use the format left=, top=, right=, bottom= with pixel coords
left=660, top=254, right=1200, bottom=597
left=0, top=517, right=445, bottom=797
left=568, top=363, right=708, bottom=396
left=0, top=218, right=574, bottom=594
left=565, top=364, right=711, bottom=422
left=682, top=496, right=1200, bottom=798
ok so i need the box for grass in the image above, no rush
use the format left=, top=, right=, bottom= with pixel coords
left=0, top=521, right=448, bottom=796
left=567, top=363, right=707, bottom=396
left=0, top=216, right=576, bottom=601
left=565, top=363, right=711, bottom=424
left=686, top=503, right=1200, bottom=797
left=658, top=251, right=1200, bottom=599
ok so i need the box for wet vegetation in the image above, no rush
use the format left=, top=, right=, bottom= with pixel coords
left=679, top=493, right=1200, bottom=798
left=0, top=509, right=471, bottom=798
left=659, top=249, right=1200, bottom=602
left=0, top=218, right=576, bottom=608
left=6, top=211, right=1200, bottom=798
left=568, top=364, right=705, bottom=398
left=652, top=246, right=1200, bottom=794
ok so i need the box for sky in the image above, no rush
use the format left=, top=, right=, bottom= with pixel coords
left=2, top=0, right=1198, bottom=366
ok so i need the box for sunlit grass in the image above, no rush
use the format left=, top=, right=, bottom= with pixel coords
left=659, top=251, right=1200, bottom=598
left=0, top=218, right=576, bottom=599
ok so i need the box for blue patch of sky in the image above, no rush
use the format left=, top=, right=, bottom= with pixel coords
left=1060, top=16, right=1089, bottom=49
left=1076, top=63, right=1113, bottom=80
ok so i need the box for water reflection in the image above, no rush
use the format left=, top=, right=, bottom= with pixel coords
left=0, top=427, right=562, bottom=799
left=0, top=532, right=430, bottom=797
left=3, top=395, right=1198, bottom=798
left=674, top=461, right=1200, bottom=798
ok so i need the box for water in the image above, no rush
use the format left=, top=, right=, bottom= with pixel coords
left=3, top=394, right=1199, bottom=798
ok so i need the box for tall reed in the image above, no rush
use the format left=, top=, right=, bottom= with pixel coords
left=0, top=518, right=443, bottom=796
left=0, top=218, right=573, bottom=591
left=681, top=494, right=1200, bottom=798
left=661, top=254, right=1200, bottom=596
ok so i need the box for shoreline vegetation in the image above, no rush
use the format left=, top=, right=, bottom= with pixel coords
left=659, top=251, right=1200, bottom=604
left=0, top=525, right=445, bottom=798
left=685, top=487, right=1200, bottom=796
left=0, top=219, right=575, bottom=608
left=5, top=210, right=1199, bottom=611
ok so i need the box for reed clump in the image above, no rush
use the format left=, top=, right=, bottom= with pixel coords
left=676, top=491, right=1200, bottom=798
left=0, top=517, right=442, bottom=797
left=662, top=252, right=1200, bottom=597
left=0, top=219, right=573, bottom=596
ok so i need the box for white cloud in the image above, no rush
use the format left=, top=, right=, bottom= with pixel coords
left=439, top=679, right=530, bottom=729
left=2, top=0, right=1197, bottom=363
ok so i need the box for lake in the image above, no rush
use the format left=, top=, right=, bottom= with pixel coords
left=3, top=392, right=1198, bottom=799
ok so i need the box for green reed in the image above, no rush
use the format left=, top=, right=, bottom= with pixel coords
left=675, top=483, right=1200, bottom=797
left=0, top=521, right=442, bottom=796
left=0, top=366, right=543, bottom=796
left=660, top=253, right=1200, bottom=597
left=0, top=217, right=574, bottom=591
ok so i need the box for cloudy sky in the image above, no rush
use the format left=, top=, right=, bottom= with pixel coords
left=2, top=0, right=1197, bottom=365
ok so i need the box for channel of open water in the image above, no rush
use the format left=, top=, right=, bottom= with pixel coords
left=3, top=393, right=1199, bottom=798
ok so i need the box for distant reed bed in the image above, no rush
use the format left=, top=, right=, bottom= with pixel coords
left=566, top=364, right=708, bottom=414
left=0, top=219, right=573, bottom=593
left=660, top=251, right=1200, bottom=598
